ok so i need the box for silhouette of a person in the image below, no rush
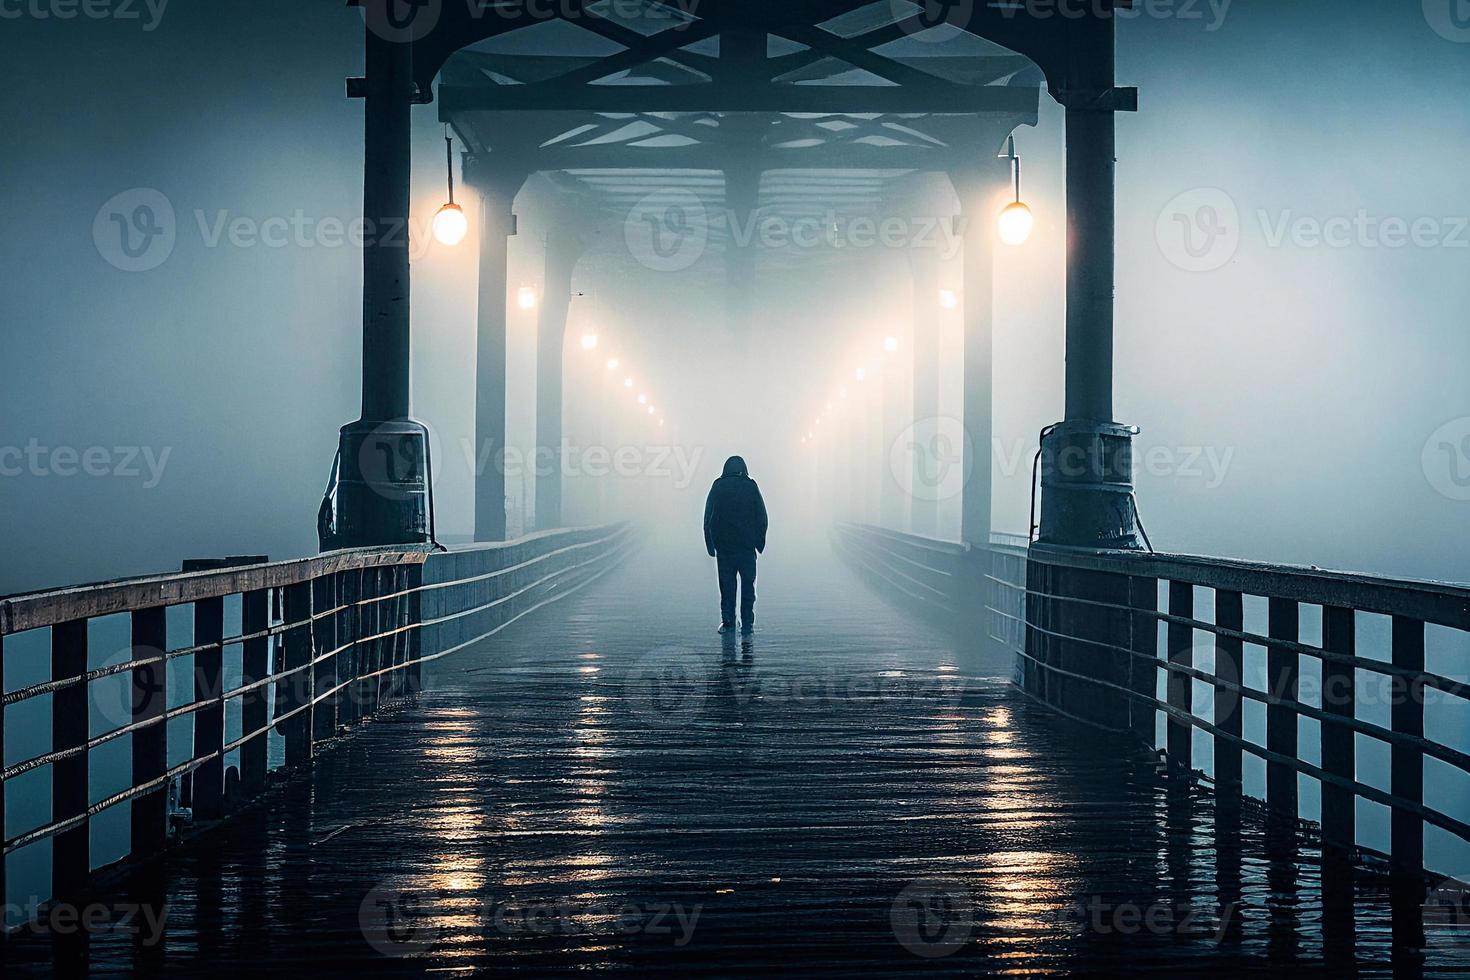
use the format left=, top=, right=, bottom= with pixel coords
left=703, top=455, right=768, bottom=634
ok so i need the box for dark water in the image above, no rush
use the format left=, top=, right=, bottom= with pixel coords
left=8, top=536, right=1470, bottom=976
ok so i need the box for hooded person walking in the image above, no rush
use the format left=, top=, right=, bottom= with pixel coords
left=703, top=455, right=769, bottom=634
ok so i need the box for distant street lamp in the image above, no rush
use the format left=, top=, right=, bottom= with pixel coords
left=581, top=333, right=599, bottom=350
left=517, top=286, right=537, bottom=310
left=997, top=134, right=1033, bottom=246
left=432, top=129, right=468, bottom=247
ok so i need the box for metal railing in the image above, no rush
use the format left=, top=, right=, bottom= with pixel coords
left=834, top=522, right=1470, bottom=874
left=1011, top=544, right=1470, bottom=871
left=0, top=522, right=635, bottom=911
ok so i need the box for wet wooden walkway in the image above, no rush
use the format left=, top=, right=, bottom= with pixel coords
left=9, top=538, right=1470, bottom=976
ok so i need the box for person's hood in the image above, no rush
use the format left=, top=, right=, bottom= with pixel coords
left=721, top=455, right=748, bottom=478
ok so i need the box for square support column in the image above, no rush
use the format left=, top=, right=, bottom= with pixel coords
left=469, top=181, right=520, bottom=542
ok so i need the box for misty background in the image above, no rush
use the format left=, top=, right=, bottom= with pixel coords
left=1, top=0, right=1467, bottom=597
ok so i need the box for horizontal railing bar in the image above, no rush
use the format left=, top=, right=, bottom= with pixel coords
left=1020, top=612, right=1470, bottom=779
left=1, top=526, right=636, bottom=856
left=1013, top=581, right=1470, bottom=703
left=0, top=547, right=428, bottom=636
left=1013, top=644, right=1470, bottom=843
left=833, top=534, right=956, bottom=612
left=834, top=531, right=958, bottom=602
left=411, top=539, right=634, bottom=669
left=1028, top=544, right=1470, bottom=631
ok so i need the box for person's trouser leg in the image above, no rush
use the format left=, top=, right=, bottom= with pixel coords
left=739, top=552, right=757, bottom=625
left=716, top=553, right=738, bottom=626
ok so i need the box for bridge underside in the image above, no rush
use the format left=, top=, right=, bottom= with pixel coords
left=5, top=540, right=1456, bottom=975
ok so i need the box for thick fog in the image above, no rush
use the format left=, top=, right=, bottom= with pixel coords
left=2, top=0, right=1468, bottom=596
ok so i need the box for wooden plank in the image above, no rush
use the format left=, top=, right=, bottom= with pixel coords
left=239, top=589, right=270, bottom=796
left=1214, top=590, right=1245, bottom=795
left=192, top=597, right=225, bottom=821
left=1266, top=597, right=1300, bottom=819
left=1321, top=605, right=1356, bottom=851
left=1166, top=580, right=1193, bottom=766
left=130, top=606, right=168, bottom=859
left=51, top=619, right=89, bottom=896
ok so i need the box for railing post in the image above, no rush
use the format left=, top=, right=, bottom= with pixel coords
left=279, top=582, right=313, bottom=767
left=1391, top=615, right=1426, bottom=950
left=408, top=562, right=424, bottom=695
left=1321, top=605, right=1356, bottom=850
left=0, top=635, right=5, bottom=907
left=1391, top=616, right=1425, bottom=867
left=192, top=597, right=225, bottom=821
left=341, top=570, right=363, bottom=726
left=239, top=589, right=270, bottom=796
left=51, top=619, right=89, bottom=897
left=1126, top=575, right=1158, bottom=745
left=311, top=574, right=338, bottom=744
left=130, top=606, right=168, bottom=859
left=1266, top=597, right=1300, bottom=820
left=1213, top=590, right=1245, bottom=796
left=1166, top=581, right=1193, bottom=766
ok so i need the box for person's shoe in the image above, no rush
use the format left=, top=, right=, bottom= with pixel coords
left=740, top=621, right=754, bottom=635
left=717, top=622, right=737, bottom=634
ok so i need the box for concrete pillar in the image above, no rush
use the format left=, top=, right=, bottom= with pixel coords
left=326, top=14, right=429, bottom=550
left=464, top=162, right=526, bottom=542
left=907, top=249, right=941, bottom=537
left=879, top=333, right=905, bottom=531
left=949, top=160, right=1007, bottom=552
left=533, top=225, right=587, bottom=531
left=1037, top=13, right=1145, bottom=550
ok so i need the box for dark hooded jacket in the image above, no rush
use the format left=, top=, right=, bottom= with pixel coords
left=703, top=456, right=768, bottom=556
